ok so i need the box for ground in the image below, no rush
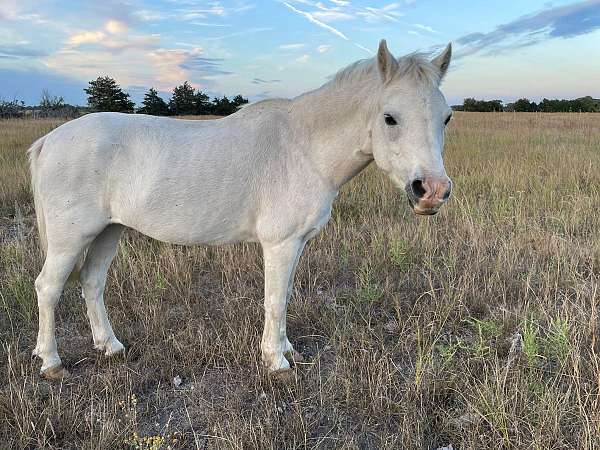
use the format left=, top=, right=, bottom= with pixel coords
left=0, top=113, right=599, bottom=449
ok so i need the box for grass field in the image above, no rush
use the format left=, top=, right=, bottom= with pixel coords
left=0, top=113, right=599, bottom=449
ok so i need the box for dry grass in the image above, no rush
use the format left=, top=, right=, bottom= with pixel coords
left=0, top=112, right=599, bottom=449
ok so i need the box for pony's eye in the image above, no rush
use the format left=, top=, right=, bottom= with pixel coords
left=444, top=114, right=452, bottom=126
left=384, top=114, right=397, bottom=126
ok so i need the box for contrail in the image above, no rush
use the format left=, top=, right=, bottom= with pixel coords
left=282, top=1, right=349, bottom=41
left=281, top=1, right=372, bottom=54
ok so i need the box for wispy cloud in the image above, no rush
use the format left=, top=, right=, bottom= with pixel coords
left=0, top=44, right=47, bottom=58
left=281, top=1, right=372, bottom=53
left=358, top=4, right=404, bottom=23
left=203, top=27, right=272, bottom=41
left=252, top=78, right=282, bottom=84
left=282, top=2, right=349, bottom=40
left=279, top=43, right=306, bottom=50
left=317, top=44, right=332, bottom=53
left=190, top=22, right=233, bottom=27
left=414, top=23, right=437, bottom=33
left=456, top=0, right=600, bottom=58
left=296, top=54, right=310, bottom=63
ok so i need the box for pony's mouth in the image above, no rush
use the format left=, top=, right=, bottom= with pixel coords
left=407, top=197, right=439, bottom=216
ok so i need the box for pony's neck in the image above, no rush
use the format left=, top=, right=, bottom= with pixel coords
left=290, top=79, right=376, bottom=189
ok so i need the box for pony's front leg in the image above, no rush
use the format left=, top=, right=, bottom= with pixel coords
left=261, top=238, right=304, bottom=373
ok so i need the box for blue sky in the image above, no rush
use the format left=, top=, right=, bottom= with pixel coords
left=1, top=0, right=599, bottom=106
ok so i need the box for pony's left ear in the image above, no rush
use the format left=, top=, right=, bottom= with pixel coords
left=377, top=39, right=398, bottom=83
left=431, top=42, right=452, bottom=82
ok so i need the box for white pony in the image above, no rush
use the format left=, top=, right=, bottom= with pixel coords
left=29, top=40, right=453, bottom=379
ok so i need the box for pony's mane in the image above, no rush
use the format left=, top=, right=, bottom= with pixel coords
left=330, top=52, right=441, bottom=88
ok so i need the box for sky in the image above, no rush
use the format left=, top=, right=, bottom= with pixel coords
left=1, top=0, right=599, bottom=106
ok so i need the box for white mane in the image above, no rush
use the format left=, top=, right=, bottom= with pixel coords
left=329, top=52, right=441, bottom=89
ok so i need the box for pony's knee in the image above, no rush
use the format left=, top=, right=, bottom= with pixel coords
left=35, top=274, right=62, bottom=306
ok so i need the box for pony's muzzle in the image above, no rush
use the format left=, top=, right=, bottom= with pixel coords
left=405, top=177, right=452, bottom=215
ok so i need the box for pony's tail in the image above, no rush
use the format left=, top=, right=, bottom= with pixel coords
left=28, top=135, right=86, bottom=282
left=28, top=136, right=48, bottom=257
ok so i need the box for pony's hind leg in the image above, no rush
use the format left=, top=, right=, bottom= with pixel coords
left=79, top=224, right=125, bottom=356
left=33, top=238, right=92, bottom=379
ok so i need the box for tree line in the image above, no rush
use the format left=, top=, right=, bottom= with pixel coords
left=0, top=76, right=248, bottom=118
left=453, top=96, right=600, bottom=112
left=85, top=76, right=248, bottom=116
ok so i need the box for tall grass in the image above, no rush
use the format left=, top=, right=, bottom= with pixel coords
left=0, top=112, right=599, bottom=449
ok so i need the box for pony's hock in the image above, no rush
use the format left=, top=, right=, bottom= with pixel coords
left=28, top=39, right=453, bottom=379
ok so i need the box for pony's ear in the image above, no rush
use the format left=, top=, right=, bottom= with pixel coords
left=377, top=39, right=398, bottom=83
left=431, top=42, right=452, bottom=82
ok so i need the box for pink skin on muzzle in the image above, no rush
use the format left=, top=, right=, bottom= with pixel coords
left=406, top=177, right=452, bottom=215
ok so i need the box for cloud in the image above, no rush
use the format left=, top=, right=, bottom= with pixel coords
left=203, top=27, right=272, bottom=40
left=133, top=9, right=169, bottom=22
left=312, top=10, right=354, bottom=21
left=105, top=19, right=128, bottom=34
left=414, top=23, right=437, bottom=33
left=0, top=2, right=17, bottom=20
left=317, top=44, right=332, bottom=53
left=68, top=31, right=106, bottom=46
left=279, top=43, right=306, bottom=50
left=252, top=78, right=282, bottom=84
left=179, top=55, right=234, bottom=76
left=296, top=54, right=310, bottom=63
left=456, top=0, right=600, bottom=58
left=190, top=22, right=233, bottom=27
left=281, top=2, right=371, bottom=53
left=46, top=23, right=234, bottom=92
left=357, top=4, right=404, bottom=23
left=0, top=44, right=47, bottom=58
left=282, top=2, right=350, bottom=40
left=174, top=3, right=255, bottom=21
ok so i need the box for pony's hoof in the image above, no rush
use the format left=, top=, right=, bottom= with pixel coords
left=96, top=339, right=125, bottom=357
left=284, top=349, right=304, bottom=365
left=106, top=345, right=126, bottom=359
left=42, top=364, right=71, bottom=381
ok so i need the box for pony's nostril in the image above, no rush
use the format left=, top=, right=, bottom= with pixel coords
left=411, top=179, right=427, bottom=199
left=442, top=184, right=452, bottom=200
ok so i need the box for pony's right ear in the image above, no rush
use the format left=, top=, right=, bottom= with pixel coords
left=377, top=39, right=398, bottom=83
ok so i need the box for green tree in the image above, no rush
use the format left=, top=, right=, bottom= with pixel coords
left=211, top=95, right=247, bottom=116
left=169, top=81, right=196, bottom=115
left=513, top=98, right=537, bottom=112
left=194, top=90, right=212, bottom=115
left=462, top=98, right=504, bottom=112
left=84, top=76, right=135, bottom=112
left=232, top=94, right=249, bottom=108
left=211, top=96, right=233, bottom=115
left=138, top=88, right=170, bottom=116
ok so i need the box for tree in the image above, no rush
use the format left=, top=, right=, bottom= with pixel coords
left=169, top=81, right=196, bottom=115
left=40, top=89, right=65, bottom=111
left=85, top=76, right=134, bottom=112
left=211, top=96, right=234, bottom=115
left=462, top=98, right=504, bottom=112
left=192, top=90, right=211, bottom=115
left=0, top=97, right=23, bottom=118
left=210, top=95, right=247, bottom=116
left=232, top=95, right=249, bottom=109
left=138, top=88, right=170, bottom=116
left=513, top=98, right=537, bottom=112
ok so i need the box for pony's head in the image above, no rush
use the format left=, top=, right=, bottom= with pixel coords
left=370, top=40, right=453, bottom=215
